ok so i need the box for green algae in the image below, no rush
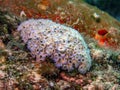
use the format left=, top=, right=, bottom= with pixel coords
left=18, top=79, right=33, bottom=90
left=38, top=61, right=59, bottom=80
left=0, top=9, right=20, bottom=35
left=0, top=24, right=8, bottom=36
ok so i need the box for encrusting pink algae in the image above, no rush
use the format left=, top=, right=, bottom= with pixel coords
left=17, top=19, right=92, bottom=74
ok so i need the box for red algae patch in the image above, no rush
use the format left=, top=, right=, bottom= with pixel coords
left=98, top=29, right=108, bottom=36
left=95, top=29, right=108, bottom=46
left=95, top=28, right=120, bottom=50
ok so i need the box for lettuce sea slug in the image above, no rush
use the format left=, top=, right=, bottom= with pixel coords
left=17, top=19, right=92, bottom=74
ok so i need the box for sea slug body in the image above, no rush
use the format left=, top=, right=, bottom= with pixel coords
left=17, top=19, right=91, bottom=74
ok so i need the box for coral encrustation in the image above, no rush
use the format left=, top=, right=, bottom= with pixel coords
left=17, top=19, right=91, bottom=74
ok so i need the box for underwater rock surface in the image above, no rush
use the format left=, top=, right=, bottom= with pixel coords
left=17, top=19, right=91, bottom=74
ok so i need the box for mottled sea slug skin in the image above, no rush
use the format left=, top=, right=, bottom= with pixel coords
left=17, top=19, right=92, bottom=74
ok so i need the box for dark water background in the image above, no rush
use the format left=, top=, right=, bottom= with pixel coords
left=85, top=0, right=120, bottom=21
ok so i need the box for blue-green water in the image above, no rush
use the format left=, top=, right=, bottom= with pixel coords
left=85, top=0, right=120, bottom=21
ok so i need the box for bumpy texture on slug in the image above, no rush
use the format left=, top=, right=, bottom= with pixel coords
left=17, top=19, right=91, bottom=74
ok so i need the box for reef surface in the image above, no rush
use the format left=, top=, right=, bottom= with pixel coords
left=0, top=0, right=120, bottom=90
